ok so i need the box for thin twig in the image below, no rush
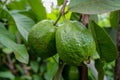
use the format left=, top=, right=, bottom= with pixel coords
left=53, top=14, right=61, bottom=26
left=21, top=63, right=30, bottom=75
left=52, top=56, right=58, bottom=64
left=16, top=32, right=30, bottom=75
left=53, top=0, right=68, bottom=26
left=53, top=59, right=65, bottom=80
left=6, top=54, right=16, bottom=74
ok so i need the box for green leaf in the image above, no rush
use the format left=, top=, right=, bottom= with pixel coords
left=30, top=61, right=39, bottom=73
left=0, top=6, right=35, bottom=41
left=0, top=22, right=15, bottom=41
left=104, top=27, right=117, bottom=44
left=32, top=75, right=42, bottom=80
left=6, top=0, right=27, bottom=10
left=0, top=34, right=29, bottom=64
left=2, top=48, right=13, bottom=54
left=16, top=64, right=24, bottom=74
left=27, top=0, right=46, bottom=21
left=14, top=44, right=29, bottom=64
left=95, top=59, right=105, bottom=80
left=0, top=6, right=13, bottom=23
left=10, top=12, right=35, bottom=41
left=90, top=21, right=118, bottom=62
left=0, top=71, right=15, bottom=79
left=21, top=75, right=32, bottom=80
left=70, top=12, right=80, bottom=20
left=44, top=57, right=58, bottom=80
left=69, top=0, right=120, bottom=14
left=89, top=15, right=98, bottom=23
left=110, top=11, right=119, bottom=28
left=57, top=0, right=64, bottom=6
left=0, top=33, right=29, bottom=64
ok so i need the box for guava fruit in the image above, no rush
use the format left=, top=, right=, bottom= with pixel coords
left=62, top=65, right=79, bottom=80
left=28, top=20, right=56, bottom=59
left=56, top=21, right=96, bottom=66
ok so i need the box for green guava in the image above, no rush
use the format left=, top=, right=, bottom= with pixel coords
left=56, top=21, right=96, bottom=66
left=28, top=20, right=56, bottom=59
left=62, top=65, right=79, bottom=80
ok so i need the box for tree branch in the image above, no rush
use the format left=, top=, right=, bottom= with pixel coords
left=114, top=11, right=120, bottom=80
left=6, top=54, right=16, bottom=74
left=53, top=0, right=68, bottom=26
left=16, top=32, right=30, bottom=75
left=78, top=14, right=90, bottom=80
left=79, top=64, right=88, bottom=80
left=21, top=63, right=30, bottom=75
left=81, top=14, right=90, bottom=27
left=53, top=59, right=65, bottom=80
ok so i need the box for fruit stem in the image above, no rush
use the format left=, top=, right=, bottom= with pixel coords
left=53, top=0, right=68, bottom=26
left=53, top=14, right=61, bottom=26
left=53, top=58, right=65, bottom=80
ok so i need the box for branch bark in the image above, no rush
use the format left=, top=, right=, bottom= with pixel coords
left=79, top=64, right=88, bottom=80
left=6, top=54, right=16, bottom=74
left=114, top=11, right=120, bottom=80
left=21, top=63, right=30, bottom=75
left=81, top=14, right=89, bottom=27
left=78, top=14, right=90, bottom=80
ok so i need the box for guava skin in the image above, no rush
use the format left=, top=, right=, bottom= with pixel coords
left=28, top=20, right=57, bottom=59
left=56, top=21, right=96, bottom=66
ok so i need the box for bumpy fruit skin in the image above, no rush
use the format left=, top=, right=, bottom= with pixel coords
left=28, top=20, right=56, bottom=59
left=56, top=21, right=96, bottom=66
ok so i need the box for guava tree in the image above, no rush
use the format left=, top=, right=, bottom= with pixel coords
left=0, top=0, right=120, bottom=80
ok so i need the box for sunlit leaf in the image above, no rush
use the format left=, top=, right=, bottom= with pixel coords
left=10, top=12, right=35, bottom=41
left=0, top=6, right=35, bottom=41
left=69, top=0, right=120, bottom=14
left=6, top=0, right=27, bottom=10
left=27, top=0, right=46, bottom=21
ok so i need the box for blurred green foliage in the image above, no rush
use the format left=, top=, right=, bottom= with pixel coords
left=0, top=0, right=119, bottom=80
